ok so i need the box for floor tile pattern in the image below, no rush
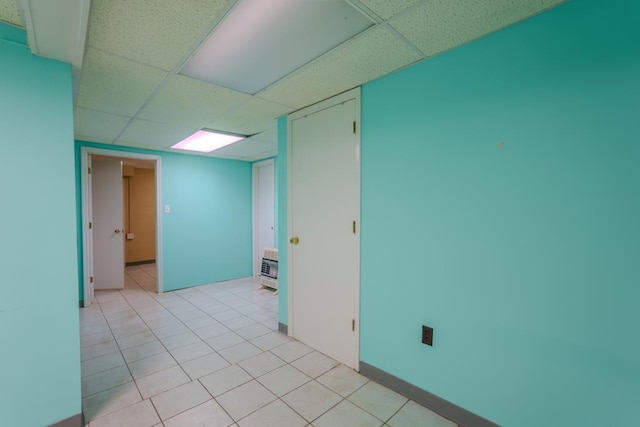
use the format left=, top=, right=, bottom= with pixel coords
left=80, top=264, right=458, bottom=426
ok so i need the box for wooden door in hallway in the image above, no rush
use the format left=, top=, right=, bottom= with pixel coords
left=289, top=89, right=361, bottom=370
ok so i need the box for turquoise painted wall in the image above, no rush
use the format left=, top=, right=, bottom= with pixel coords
left=76, top=142, right=253, bottom=295
left=0, top=25, right=81, bottom=426
left=276, top=116, right=288, bottom=326
left=360, top=0, right=639, bottom=426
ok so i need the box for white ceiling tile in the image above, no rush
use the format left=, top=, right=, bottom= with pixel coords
left=249, top=121, right=278, bottom=143
left=0, top=0, right=21, bottom=27
left=208, top=98, right=293, bottom=135
left=117, top=118, right=197, bottom=149
left=209, top=136, right=276, bottom=159
left=75, top=135, right=117, bottom=145
left=258, top=25, right=421, bottom=109
left=76, top=48, right=168, bottom=116
left=390, top=0, right=566, bottom=57
left=356, top=0, right=422, bottom=20
left=241, top=149, right=278, bottom=162
left=74, top=107, right=131, bottom=142
left=137, top=74, right=249, bottom=129
left=87, top=0, right=234, bottom=71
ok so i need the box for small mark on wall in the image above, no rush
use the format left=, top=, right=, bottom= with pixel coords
left=498, top=141, right=505, bottom=148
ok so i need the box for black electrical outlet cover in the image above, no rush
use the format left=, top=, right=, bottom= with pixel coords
left=422, top=325, right=433, bottom=346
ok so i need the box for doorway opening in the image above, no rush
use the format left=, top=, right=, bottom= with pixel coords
left=253, top=158, right=276, bottom=277
left=80, top=147, right=163, bottom=307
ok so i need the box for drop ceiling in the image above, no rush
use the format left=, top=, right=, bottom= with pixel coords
left=0, top=0, right=566, bottom=162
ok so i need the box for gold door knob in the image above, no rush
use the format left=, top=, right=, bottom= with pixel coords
left=289, top=236, right=299, bottom=245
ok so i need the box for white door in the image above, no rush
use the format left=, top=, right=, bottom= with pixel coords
left=254, top=160, right=275, bottom=274
left=92, top=157, right=125, bottom=290
left=290, top=94, right=360, bottom=369
left=85, top=156, right=95, bottom=306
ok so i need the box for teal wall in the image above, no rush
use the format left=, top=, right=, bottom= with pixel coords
left=76, top=142, right=253, bottom=296
left=360, top=0, right=639, bottom=426
left=0, top=25, right=81, bottom=426
left=276, top=116, right=288, bottom=325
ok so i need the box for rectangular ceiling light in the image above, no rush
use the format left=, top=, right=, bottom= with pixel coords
left=180, top=0, right=373, bottom=94
left=171, top=129, right=244, bottom=153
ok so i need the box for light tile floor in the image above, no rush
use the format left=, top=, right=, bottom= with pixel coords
left=80, top=264, right=458, bottom=427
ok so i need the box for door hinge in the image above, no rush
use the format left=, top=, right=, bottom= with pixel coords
left=88, top=222, right=92, bottom=229
left=352, top=221, right=356, bottom=234
left=352, top=319, right=355, bottom=331
left=90, top=276, right=94, bottom=284
left=88, top=167, right=91, bottom=174
left=353, top=121, right=356, bottom=134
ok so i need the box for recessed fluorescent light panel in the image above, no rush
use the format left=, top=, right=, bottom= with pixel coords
left=171, top=129, right=244, bottom=153
left=180, top=0, right=374, bottom=94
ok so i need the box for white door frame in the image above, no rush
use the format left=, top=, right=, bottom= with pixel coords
left=252, top=158, right=275, bottom=276
left=81, top=147, right=164, bottom=307
left=286, top=87, right=361, bottom=365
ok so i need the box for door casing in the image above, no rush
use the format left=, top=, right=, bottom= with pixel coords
left=80, top=147, right=163, bottom=307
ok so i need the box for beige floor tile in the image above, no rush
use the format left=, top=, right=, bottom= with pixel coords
left=235, top=323, right=271, bottom=340
left=128, top=352, right=177, bottom=379
left=163, top=399, right=234, bottom=427
left=317, top=365, right=369, bottom=397
left=159, top=331, right=201, bottom=351
left=291, top=351, right=339, bottom=379
left=237, top=399, right=306, bottom=427
left=81, top=340, right=120, bottom=362
left=82, top=365, right=132, bottom=397
left=200, top=364, right=253, bottom=397
left=81, top=351, right=125, bottom=377
left=222, top=316, right=256, bottom=331
left=257, top=365, right=311, bottom=397
left=194, top=323, right=231, bottom=340
left=249, top=331, right=290, bottom=351
left=216, top=380, right=276, bottom=421
left=206, top=332, right=245, bottom=351
left=135, top=365, right=190, bottom=399
left=238, top=352, right=286, bottom=378
left=170, top=341, right=214, bottom=363
left=121, top=341, right=166, bottom=364
left=282, top=380, right=342, bottom=422
left=151, top=381, right=211, bottom=420
left=83, top=276, right=450, bottom=427
left=348, top=381, right=408, bottom=422
left=181, top=351, right=229, bottom=379
left=313, top=400, right=382, bottom=427
left=218, top=341, right=262, bottom=364
left=270, top=341, right=314, bottom=363
left=83, top=382, right=141, bottom=421
left=89, top=399, right=160, bottom=427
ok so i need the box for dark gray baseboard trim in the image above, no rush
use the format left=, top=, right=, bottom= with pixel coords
left=359, top=362, right=499, bottom=427
left=278, top=322, right=288, bottom=334
left=125, top=259, right=156, bottom=266
left=49, top=412, right=84, bottom=427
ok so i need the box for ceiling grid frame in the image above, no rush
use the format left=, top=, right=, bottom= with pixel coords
left=1, top=0, right=568, bottom=161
